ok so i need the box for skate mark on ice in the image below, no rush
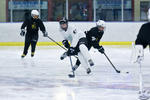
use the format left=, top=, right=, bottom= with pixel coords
left=0, top=76, right=150, bottom=91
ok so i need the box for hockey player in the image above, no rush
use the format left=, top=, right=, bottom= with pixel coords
left=59, top=17, right=94, bottom=74
left=135, top=8, right=150, bottom=48
left=71, top=20, right=106, bottom=71
left=20, top=10, right=48, bottom=58
left=132, top=8, right=150, bottom=100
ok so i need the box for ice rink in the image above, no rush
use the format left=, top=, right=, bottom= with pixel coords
left=0, top=46, right=150, bottom=100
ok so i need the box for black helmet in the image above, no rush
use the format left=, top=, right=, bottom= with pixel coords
left=59, top=17, right=68, bottom=25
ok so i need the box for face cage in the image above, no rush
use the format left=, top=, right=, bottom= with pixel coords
left=32, top=14, right=39, bottom=19
left=60, top=23, right=68, bottom=31
left=59, top=21, right=68, bottom=25
left=97, top=25, right=106, bottom=31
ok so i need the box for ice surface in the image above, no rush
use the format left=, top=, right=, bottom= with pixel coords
left=0, top=46, right=150, bottom=100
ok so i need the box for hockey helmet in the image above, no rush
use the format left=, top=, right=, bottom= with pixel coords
left=59, top=17, right=68, bottom=25
left=96, top=20, right=106, bottom=28
left=59, top=17, right=68, bottom=31
left=31, top=10, right=39, bottom=19
left=96, top=20, right=106, bottom=31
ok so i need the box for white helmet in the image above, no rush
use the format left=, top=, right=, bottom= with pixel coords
left=148, top=8, right=150, bottom=21
left=31, top=10, right=39, bottom=19
left=96, top=20, right=106, bottom=28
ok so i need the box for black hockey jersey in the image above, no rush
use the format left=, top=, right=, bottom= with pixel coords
left=21, top=17, right=45, bottom=35
left=86, top=27, right=104, bottom=49
left=135, top=22, right=150, bottom=48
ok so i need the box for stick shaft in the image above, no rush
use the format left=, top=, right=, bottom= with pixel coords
left=47, top=36, right=67, bottom=50
left=69, top=56, right=75, bottom=75
left=104, top=52, right=120, bottom=73
left=47, top=36, right=78, bottom=59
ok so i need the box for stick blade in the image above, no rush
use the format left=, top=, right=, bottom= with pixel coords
left=116, top=70, right=121, bottom=73
left=68, top=74, right=75, bottom=78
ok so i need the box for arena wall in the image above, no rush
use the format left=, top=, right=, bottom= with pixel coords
left=0, top=22, right=144, bottom=46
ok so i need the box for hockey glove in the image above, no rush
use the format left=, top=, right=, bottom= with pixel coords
left=20, top=29, right=25, bottom=36
left=98, top=46, right=105, bottom=54
left=67, top=47, right=77, bottom=56
left=84, top=31, right=88, bottom=34
left=43, top=31, right=48, bottom=37
left=62, top=40, right=70, bottom=48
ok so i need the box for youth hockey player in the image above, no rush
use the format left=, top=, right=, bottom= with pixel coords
left=20, top=10, right=48, bottom=58
left=59, top=17, right=94, bottom=74
left=132, top=8, right=150, bottom=100
left=70, top=20, right=106, bottom=71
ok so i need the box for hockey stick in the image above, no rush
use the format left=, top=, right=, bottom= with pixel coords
left=103, top=52, right=129, bottom=74
left=47, top=36, right=78, bottom=59
left=68, top=56, right=75, bottom=78
left=103, top=52, right=121, bottom=73
left=47, top=36, right=76, bottom=77
left=47, top=36, right=67, bottom=50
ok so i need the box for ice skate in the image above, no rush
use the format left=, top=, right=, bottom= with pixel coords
left=31, top=52, right=34, bottom=57
left=88, top=59, right=94, bottom=66
left=21, top=54, right=26, bottom=58
left=86, top=68, right=91, bottom=74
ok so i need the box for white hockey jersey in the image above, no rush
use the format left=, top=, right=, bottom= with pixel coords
left=59, top=25, right=86, bottom=47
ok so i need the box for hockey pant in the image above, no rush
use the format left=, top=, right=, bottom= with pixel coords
left=77, top=44, right=92, bottom=70
left=75, top=45, right=92, bottom=67
left=23, top=34, right=38, bottom=55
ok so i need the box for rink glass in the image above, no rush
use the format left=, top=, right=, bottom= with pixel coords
left=0, top=0, right=150, bottom=22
